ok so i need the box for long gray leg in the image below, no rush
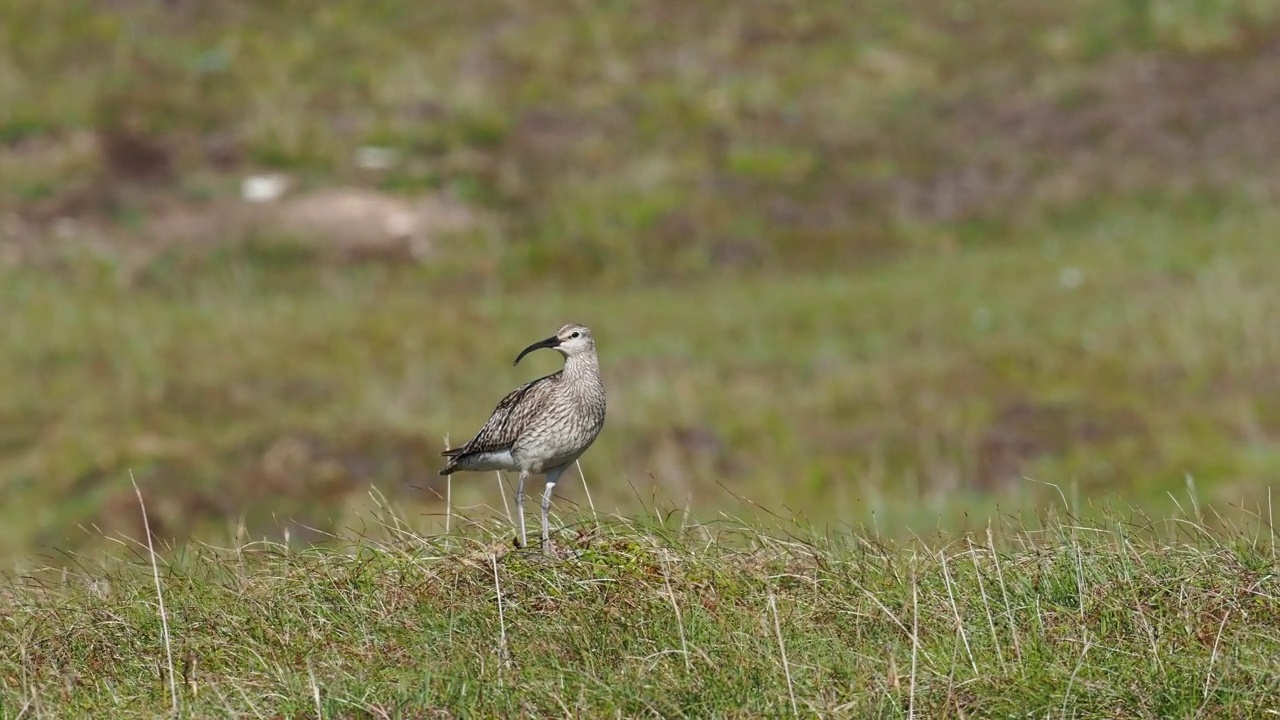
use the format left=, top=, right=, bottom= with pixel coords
left=515, top=470, right=529, bottom=548
left=541, top=465, right=569, bottom=549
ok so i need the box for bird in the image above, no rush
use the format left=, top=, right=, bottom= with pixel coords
left=440, top=323, right=606, bottom=549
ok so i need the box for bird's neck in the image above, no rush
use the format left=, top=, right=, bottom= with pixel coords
left=562, top=352, right=601, bottom=385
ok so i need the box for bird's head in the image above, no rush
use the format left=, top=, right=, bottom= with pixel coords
left=513, top=323, right=595, bottom=365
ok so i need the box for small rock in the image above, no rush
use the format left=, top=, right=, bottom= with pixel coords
left=241, top=174, right=290, bottom=203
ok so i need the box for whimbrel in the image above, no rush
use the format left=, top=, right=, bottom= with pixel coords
left=441, top=323, right=606, bottom=549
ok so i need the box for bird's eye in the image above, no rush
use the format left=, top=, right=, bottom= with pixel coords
left=570, top=331, right=581, bottom=338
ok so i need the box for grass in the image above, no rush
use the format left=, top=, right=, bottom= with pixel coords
left=3, top=3, right=1280, bottom=713
left=3, top=506, right=1278, bottom=717
left=3, top=203, right=1279, bottom=562
left=6, top=1, right=1280, bottom=275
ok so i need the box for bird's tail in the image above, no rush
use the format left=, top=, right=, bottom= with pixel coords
left=439, top=447, right=463, bottom=476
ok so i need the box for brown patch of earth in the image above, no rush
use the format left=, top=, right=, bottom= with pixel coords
left=90, top=430, right=446, bottom=547
left=975, top=400, right=1150, bottom=491
left=2, top=184, right=486, bottom=274
left=897, top=35, right=1280, bottom=223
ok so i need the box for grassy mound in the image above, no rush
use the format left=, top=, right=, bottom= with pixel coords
left=4, top=506, right=1278, bottom=717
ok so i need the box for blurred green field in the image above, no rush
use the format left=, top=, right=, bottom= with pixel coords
left=2, top=0, right=1280, bottom=565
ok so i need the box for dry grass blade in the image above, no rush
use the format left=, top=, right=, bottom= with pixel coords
left=131, top=471, right=179, bottom=717
left=768, top=591, right=798, bottom=718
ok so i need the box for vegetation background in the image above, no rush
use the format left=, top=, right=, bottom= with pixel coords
left=2, top=1, right=1280, bottom=715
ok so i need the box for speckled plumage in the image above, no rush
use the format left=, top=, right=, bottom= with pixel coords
left=441, top=323, right=605, bottom=548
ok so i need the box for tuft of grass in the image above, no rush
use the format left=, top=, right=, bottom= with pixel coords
left=2, top=509, right=1278, bottom=717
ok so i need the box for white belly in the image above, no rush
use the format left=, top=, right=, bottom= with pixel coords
left=452, top=449, right=518, bottom=472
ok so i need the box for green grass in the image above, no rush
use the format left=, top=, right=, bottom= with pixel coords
left=3, top=204, right=1280, bottom=562
left=4, top=510, right=1279, bottom=717
left=2, top=0, right=1280, bottom=562
left=4, top=3, right=1280, bottom=714
left=6, top=1, right=1280, bottom=276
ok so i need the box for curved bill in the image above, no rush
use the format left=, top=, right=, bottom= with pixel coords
left=513, top=335, right=560, bottom=365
